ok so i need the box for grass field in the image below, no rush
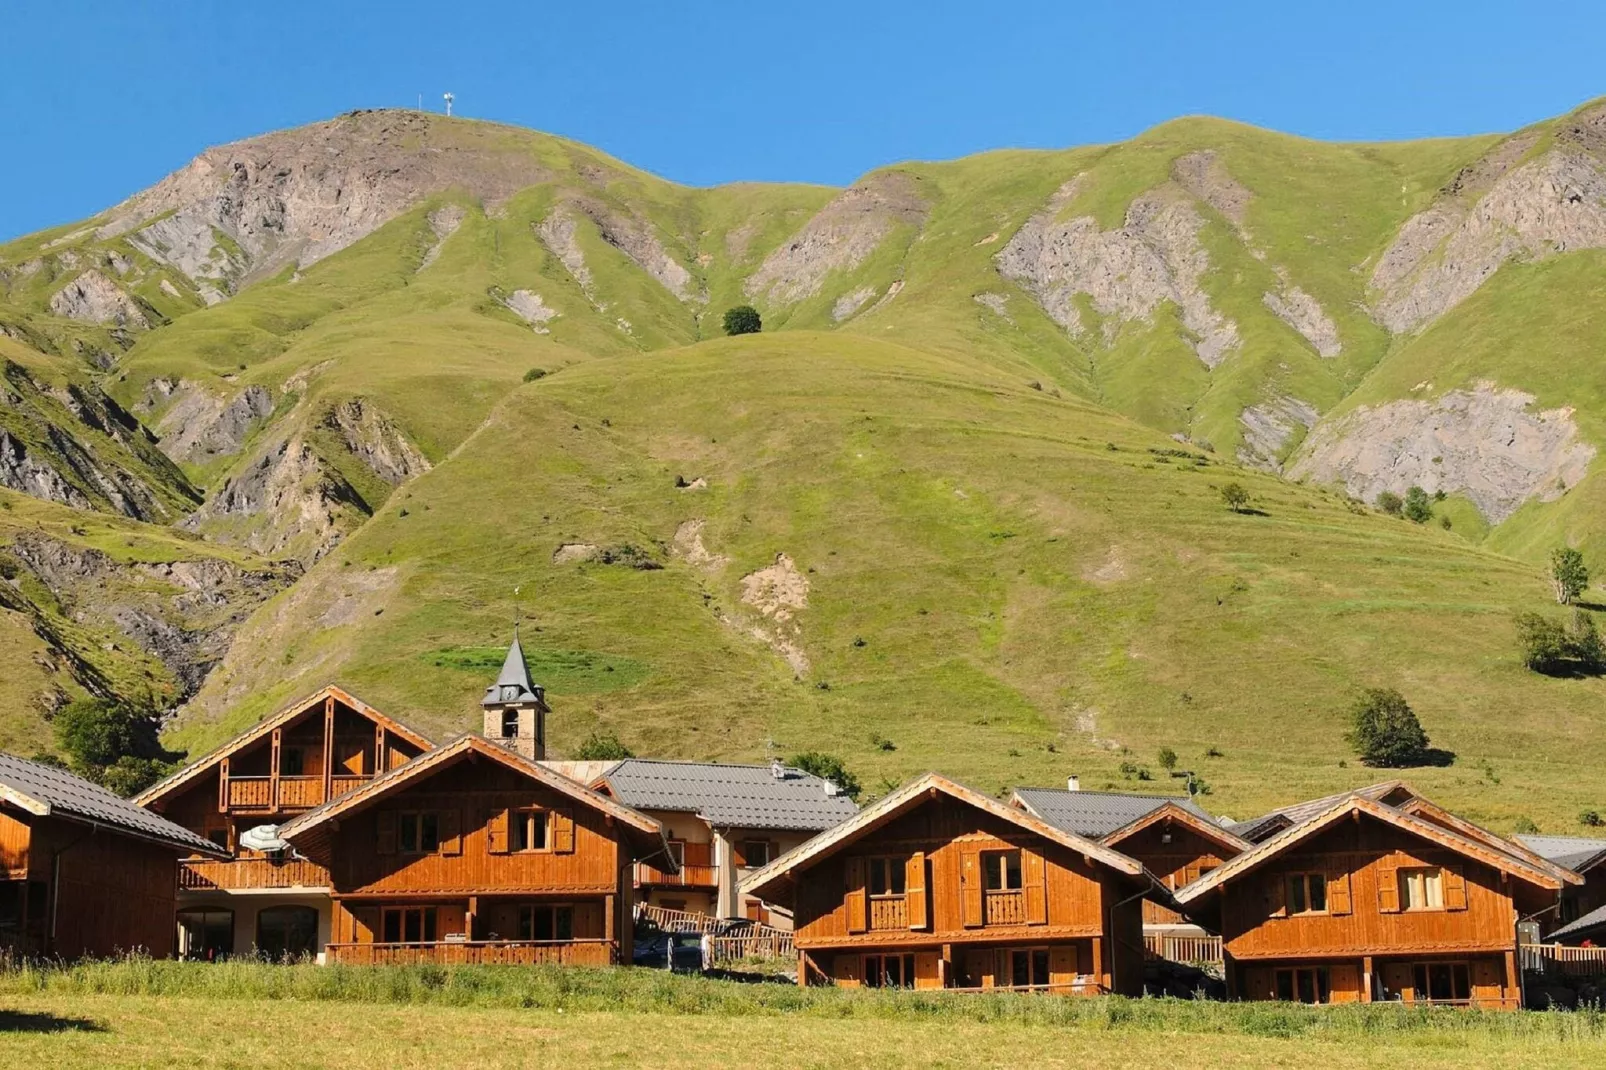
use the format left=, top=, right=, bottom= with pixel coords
left=0, top=961, right=1603, bottom=1069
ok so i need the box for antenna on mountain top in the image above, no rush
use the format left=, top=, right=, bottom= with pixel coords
left=444, top=92, right=454, bottom=117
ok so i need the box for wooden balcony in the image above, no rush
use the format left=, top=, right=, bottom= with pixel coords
left=325, top=939, right=614, bottom=966
left=984, top=890, right=1026, bottom=926
left=223, top=775, right=371, bottom=814
left=869, top=896, right=908, bottom=931
left=1523, top=943, right=1606, bottom=980
left=179, top=856, right=331, bottom=892
left=635, top=841, right=715, bottom=889
left=1143, top=932, right=1223, bottom=965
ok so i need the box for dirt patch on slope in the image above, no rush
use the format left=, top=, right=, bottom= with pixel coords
left=49, top=270, right=149, bottom=328
left=729, top=552, right=811, bottom=675
left=973, top=292, right=1012, bottom=322
left=671, top=519, right=729, bottom=572
left=1239, top=396, right=1320, bottom=471
left=535, top=207, right=595, bottom=296
left=1263, top=285, right=1341, bottom=357
left=502, top=289, right=558, bottom=332
left=1290, top=384, right=1596, bottom=521
left=831, top=285, right=877, bottom=322
left=996, top=179, right=1240, bottom=367
left=1082, top=546, right=1129, bottom=584
left=552, top=543, right=599, bottom=564
left=745, top=172, right=928, bottom=306
left=1171, top=150, right=1251, bottom=224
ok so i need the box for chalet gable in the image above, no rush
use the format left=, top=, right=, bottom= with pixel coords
left=1398, top=797, right=1583, bottom=887
left=134, top=685, right=433, bottom=808
left=1099, top=800, right=1252, bottom=858
left=1175, top=794, right=1565, bottom=908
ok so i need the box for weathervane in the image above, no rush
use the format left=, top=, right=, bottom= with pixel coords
left=444, top=92, right=454, bottom=117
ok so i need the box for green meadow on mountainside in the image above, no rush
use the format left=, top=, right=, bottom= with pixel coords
left=2, top=102, right=1606, bottom=829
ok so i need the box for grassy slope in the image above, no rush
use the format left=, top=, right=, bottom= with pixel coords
left=180, top=333, right=1606, bottom=831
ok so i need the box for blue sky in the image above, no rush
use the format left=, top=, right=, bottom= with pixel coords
left=3, top=0, right=1604, bottom=240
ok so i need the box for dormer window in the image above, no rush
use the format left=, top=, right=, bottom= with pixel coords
left=502, top=710, right=519, bottom=738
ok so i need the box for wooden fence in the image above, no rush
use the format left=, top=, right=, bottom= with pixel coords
left=1144, top=932, right=1223, bottom=965
left=636, top=903, right=723, bottom=934
left=702, top=931, right=795, bottom=966
left=1522, top=943, right=1606, bottom=979
left=325, top=939, right=613, bottom=966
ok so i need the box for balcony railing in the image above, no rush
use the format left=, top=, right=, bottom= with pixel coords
left=1523, top=943, right=1606, bottom=979
left=984, top=890, right=1026, bottom=926
left=635, top=842, right=714, bottom=888
left=224, top=774, right=372, bottom=813
left=179, top=856, right=331, bottom=892
left=325, top=939, right=614, bottom=966
left=1143, top=933, right=1223, bottom=965
left=869, top=896, right=908, bottom=931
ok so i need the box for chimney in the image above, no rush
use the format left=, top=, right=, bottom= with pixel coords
left=770, top=758, right=787, bottom=780
left=1066, top=775, right=1080, bottom=792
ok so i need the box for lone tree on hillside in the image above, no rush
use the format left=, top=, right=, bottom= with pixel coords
left=1375, top=491, right=1404, bottom=517
left=1220, top=482, right=1251, bottom=513
left=788, top=751, right=862, bottom=801
left=1515, top=609, right=1605, bottom=675
left=722, top=305, right=762, bottom=336
left=1550, top=547, right=1589, bottom=605
left=1345, top=687, right=1431, bottom=768
left=1403, top=486, right=1433, bottom=524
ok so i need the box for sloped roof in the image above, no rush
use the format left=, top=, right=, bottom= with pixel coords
left=1227, top=781, right=1414, bottom=843
left=1398, top=798, right=1581, bottom=887
left=600, top=758, right=860, bottom=832
left=482, top=633, right=545, bottom=708
left=0, top=752, right=225, bottom=857
left=1176, top=794, right=1563, bottom=906
left=135, top=685, right=433, bottom=807
left=540, top=759, right=622, bottom=787
left=278, top=734, right=665, bottom=846
left=1010, top=786, right=1213, bottom=839
left=1551, top=902, right=1606, bottom=944
left=1097, top=801, right=1253, bottom=857
left=1518, top=834, right=1606, bottom=875
left=741, top=773, right=1160, bottom=904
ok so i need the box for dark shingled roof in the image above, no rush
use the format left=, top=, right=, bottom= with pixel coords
left=482, top=633, right=545, bottom=709
left=1551, top=902, right=1606, bottom=944
left=1011, top=787, right=1214, bottom=839
left=1228, top=782, right=1412, bottom=843
left=1518, top=834, right=1606, bottom=874
left=0, top=752, right=223, bottom=857
left=602, top=759, right=860, bottom=832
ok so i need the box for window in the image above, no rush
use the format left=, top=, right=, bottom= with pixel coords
left=501, top=709, right=520, bottom=738
left=256, top=905, right=319, bottom=961
left=983, top=850, right=1023, bottom=891
left=1286, top=872, right=1328, bottom=915
left=1274, top=966, right=1331, bottom=1004
left=206, top=827, right=230, bottom=850
left=742, top=840, right=772, bottom=868
left=398, top=812, right=441, bottom=854
left=868, top=856, right=907, bottom=896
left=1009, top=948, right=1052, bottom=989
left=666, top=841, right=686, bottom=869
left=1411, top=962, right=1472, bottom=1003
left=177, top=909, right=234, bottom=961
left=509, top=809, right=549, bottom=852
left=863, top=953, right=916, bottom=988
left=1399, top=868, right=1445, bottom=911
left=517, top=904, right=574, bottom=942
left=280, top=747, right=305, bottom=777
left=381, top=906, right=438, bottom=944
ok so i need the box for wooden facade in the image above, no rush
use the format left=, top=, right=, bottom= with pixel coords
left=1098, top=803, right=1248, bottom=928
left=741, top=775, right=1159, bottom=995
left=134, top=686, right=432, bottom=959
left=621, top=808, right=813, bottom=927
left=279, top=734, right=669, bottom=966
left=1176, top=796, right=1564, bottom=1008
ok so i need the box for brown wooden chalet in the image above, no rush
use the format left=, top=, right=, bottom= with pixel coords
left=133, top=685, right=433, bottom=959
left=276, top=733, right=671, bottom=966
left=1175, top=792, right=1567, bottom=1008
left=1, top=752, right=225, bottom=958
left=741, top=773, right=1168, bottom=994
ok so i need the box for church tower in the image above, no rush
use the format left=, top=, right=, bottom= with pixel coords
left=482, top=630, right=549, bottom=759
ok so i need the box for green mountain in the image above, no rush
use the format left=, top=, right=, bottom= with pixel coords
left=4, top=104, right=1606, bottom=830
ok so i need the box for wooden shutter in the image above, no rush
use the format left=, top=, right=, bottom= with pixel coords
left=905, top=852, right=929, bottom=930
left=552, top=808, right=576, bottom=853
left=732, top=840, right=748, bottom=867
left=1376, top=863, right=1401, bottom=913
left=913, top=950, right=942, bottom=990
left=437, top=903, right=466, bottom=938
left=1326, top=867, right=1352, bottom=915
left=1048, top=945, right=1077, bottom=988
left=376, top=810, right=397, bottom=855
left=1471, top=957, right=1504, bottom=1006
left=439, top=808, right=462, bottom=856
left=486, top=808, right=510, bottom=854
left=1266, top=872, right=1287, bottom=918
left=844, top=857, right=868, bottom=934
left=1023, top=847, right=1047, bottom=924
left=1328, top=963, right=1362, bottom=1003
left=1443, top=864, right=1468, bottom=911
left=1381, top=962, right=1413, bottom=1000
left=959, top=849, right=983, bottom=928
left=835, top=953, right=862, bottom=987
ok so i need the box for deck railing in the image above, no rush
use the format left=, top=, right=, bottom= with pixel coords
left=984, top=890, right=1026, bottom=926
left=225, top=774, right=374, bottom=813
left=179, top=856, right=330, bottom=892
left=635, top=903, right=722, bottom=934
left=703, top=931, right=795, bottom=965
left=1143, top=932, right=1223, bottom=965
left=1522, top=943, right=1606, bottom=979
left=325, top=939, right=614, bottom=966
left=869, top=896, right=909, bottom=931
left=952, top=979, right=1107, bottom=996
left=635, top=842, right=716, bottom=888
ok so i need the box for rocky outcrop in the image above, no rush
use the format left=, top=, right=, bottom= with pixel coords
left=1238, top=396, right=1319, bottom=470
left=96, top=110, right=553, bottom=296
left=1263, top=285, right=1341, bottom=357
left=1172, top=150, right=1251, bottom=225
left=148, top=382, right=274, bottom=464
left=1372, top=114, right=1606, bottom=333
left=745, top=172, right=928, bottom=306
left=535, top=206, right=594, bottom=295
left=536, top=199, right=696, bottom=301
left=419, top=204, right=466, bottom=270
left=996, top=180, right=1240, bottom=367
left=185, top=438, right=367, bottom=562
left=831, top=285, right=877, bottom=322
left=0, top=429, right=93, bottom=510
left=48, top=270, right=149, bottom=328
left=324, top=398, right=431, bottom=486
left=502, top=289, right=558, bottom=332
left=1289, top=384, right=1596, bottom=521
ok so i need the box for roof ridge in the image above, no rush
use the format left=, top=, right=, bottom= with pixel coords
left=1016, top=785, right=1195, bottom=800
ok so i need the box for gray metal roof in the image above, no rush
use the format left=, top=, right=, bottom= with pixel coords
left=482, top=633, right=545, bottom=708
left=1550, top=902, right=1606, bottom=944
left=1228, top=782, right=1410, bottom=843
left=1011, top=786, right=1212, bottom=839
left=1518, top=834, right=1606, bottom=874
left=602, top=759, right=860, bottom=832
left=0, top=751, right=223, bottom=856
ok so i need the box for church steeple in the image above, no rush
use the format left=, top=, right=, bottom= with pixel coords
left=482, top=629, right=549, bottom=759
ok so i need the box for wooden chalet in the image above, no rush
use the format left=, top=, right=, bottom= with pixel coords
left=1, top=752, right=225, bottom=958
left=740, top=773, right=1167, bottom=994
left=133, top=685, right=433, bottom=960
left=276, top=733, right=670, bottom=966
left=591, top=757, right=860, bottom=928
left=1175, top=792, right=1567, bottom=1008
left=1011, top=782, right=1248, bottom=939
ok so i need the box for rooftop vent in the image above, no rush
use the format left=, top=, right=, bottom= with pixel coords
left=823, top=780, right=841, bottom=797
left=770, top=758, right=787, bottom=780
left=1066, top=775, right=1080, bottom=792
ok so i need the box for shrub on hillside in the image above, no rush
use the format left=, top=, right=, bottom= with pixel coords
left=573, top=730, right=635, bottom=761
left=1550, top=547, right=1589, bottom=605
left=1158, top=747, right=1178, bottom=771
left=523, top=367, right=548, bottom=383
left=52, top=697, right=180, bottom=796
left=1220, top=483, right=1250, bottom=513
left=1375, top=491, right=1403, bottom=517
left=722, top=305, right=762, bottom=336
left=1402, top=486, right=1433, bottom=524
left=788, top=752, right=861, bottom=800
left=1515, top=609, right=1605, bottom=675
left=1344, top=688, right=1430, bottom=768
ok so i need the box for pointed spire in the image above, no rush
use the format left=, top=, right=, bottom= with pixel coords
left=482, top=627, right=544, bottom=708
